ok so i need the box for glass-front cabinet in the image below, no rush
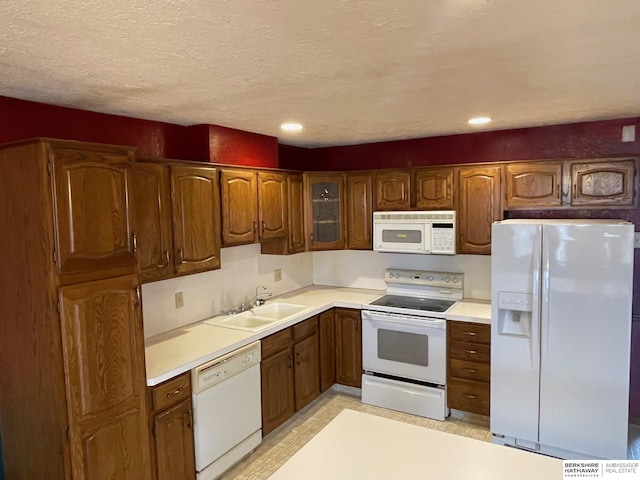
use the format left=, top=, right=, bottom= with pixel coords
left=304, top=173, right=346, bottom=250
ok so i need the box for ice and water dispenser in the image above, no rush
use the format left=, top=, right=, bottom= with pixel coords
left=497, top=291, right=534, bottom=337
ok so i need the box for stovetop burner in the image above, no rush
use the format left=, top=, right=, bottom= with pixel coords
left=369, top=294, right=456, bottom=313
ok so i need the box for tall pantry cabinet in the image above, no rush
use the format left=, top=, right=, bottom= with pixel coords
left=0, top=139, right=152, bottom=479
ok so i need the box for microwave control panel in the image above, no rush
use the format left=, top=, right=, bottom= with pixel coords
left=431, top=224, right=456, bottom=254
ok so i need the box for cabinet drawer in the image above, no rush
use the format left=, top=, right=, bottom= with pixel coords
left=152, top=372, right=191, bottom=412
left=448, top=321, right=490, bottom=344
left=447, top=378, right=490, bottom=415
left=449, top=358, right=490, bottom=383
left=262, top=328, right=292, bottom=359
left=449, top=341, right=491, bottom=363
left=293, top=316, right=318, bottom=342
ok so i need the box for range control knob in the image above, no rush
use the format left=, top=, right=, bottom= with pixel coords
left=445, top=277, right=451, bottom=283
left=428, top=275, right=434, bottom=281
left=453, top=277, right=459, bottom=283
left=394, top=273, right=400, bottom=279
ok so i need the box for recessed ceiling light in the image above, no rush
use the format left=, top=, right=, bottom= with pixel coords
left=468, top=116, right=492, bottom=125
left=281, top=122, right=303, bottom=132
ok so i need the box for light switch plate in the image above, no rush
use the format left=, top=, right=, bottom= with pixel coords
left=622, top=125, right=636, bottom=142
left=274, top=269, right=282, bottom=282
left=175, top=291, right=184, bottom=308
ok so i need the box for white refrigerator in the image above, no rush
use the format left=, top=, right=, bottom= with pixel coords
left=491, top=219, right=634, bottom=460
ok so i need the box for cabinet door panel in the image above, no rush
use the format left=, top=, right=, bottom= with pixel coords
left=304, top=174, right=345, bottom=250
left=52, top=147, right=136, bottom=282
left=60, top=274, right=151, bottom=480
left=154, top=398, right=196, bottom=480
left=457, top=166, right=502, bottom=255
left=346, top=173, right=373, bottom=250
left=258, top=171, right=287, bottom=241
left=293, top=334, right=320, bottom=411
left=571, top=160, right=635, bottom=206
left=221, top=169, right=258, bottom=245
left=414, top=167, right=454, bottom=209
left=335, top=308, right=362, bottom=388
left=172, top=165, right=221, bottom=275
left=261, top=348, right=295, bottom=435
left=505, top=162, right=562, bottom=208
left=319, top=310, right=336, bottom=392
left=375, top=170, right=411, bottom=210
left=131, top=162, right=173, bottom=282
left=287, top=174, right=306, bottom=253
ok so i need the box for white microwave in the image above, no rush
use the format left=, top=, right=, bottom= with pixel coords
left=373, top=211, right=456, bottom=255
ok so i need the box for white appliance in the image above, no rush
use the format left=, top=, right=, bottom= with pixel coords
left=192, top=341, right=262, bottom=480
left=362, top=269, right=463, bottom=421
left=491, top=219, right=634, bottom=460
left=373, top=211, right=456, bottom=255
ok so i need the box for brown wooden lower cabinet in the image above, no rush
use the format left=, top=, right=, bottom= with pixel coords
left=446, top=320, right=491, bottom=416
left=335, top=308, right=363, bottom=388
left=319, top=309, right=336, bottom=392
left=149, top=372, right=196, bottom=480
left=261, top=317, right=320, bottom=435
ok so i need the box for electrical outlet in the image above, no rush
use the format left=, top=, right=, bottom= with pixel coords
left=622, top=125, right=636, bottom=142
left=274, top=269, right=282, bottom=282
left=635, top=232, right=640, bottom=249
left=175, top=291, right=184, bottom=308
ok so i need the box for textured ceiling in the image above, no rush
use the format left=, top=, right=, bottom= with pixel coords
left=1, top=0, right=640, bottom=147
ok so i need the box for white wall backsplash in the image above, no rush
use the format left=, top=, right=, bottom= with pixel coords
left=142, top=243, right=313, bottom=338
left=312, top=250, right=491, bottom=300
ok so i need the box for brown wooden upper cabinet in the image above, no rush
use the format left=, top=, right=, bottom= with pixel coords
left=131, top=162, right=174, bottom=283
left=504, top=158, right=636, bottom=209
left=261, top=172, right=305, bottom=255
left=504, top=162, right=562, bottom=209
left=172, top=164, right=222, bottom=275
left=50, top=142, right=138, bottom=284
left=304, top=173, right=346, bottom=250
left=374, top=170, right=411, bottom=210
left=456, top=165, right=502, bottom=255
left=220, top=168, right=287, bottom=246
left=570, top=159, right=635, bottom=207
left=346, top=172, right=373, bottom=249
left=133, top=161, right=221, bottom=281
left=414, top=167, right=454, bottom=209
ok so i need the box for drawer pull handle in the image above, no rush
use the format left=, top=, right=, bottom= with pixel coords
left=463, top=331, right=477, bottom=336
left=166, top=386, right=184, bottom=398
left=465, top=368, right=477, bottom=373
left=465, top=350, right=477, bottom=355
left=463, top=394, right=478, bottom=400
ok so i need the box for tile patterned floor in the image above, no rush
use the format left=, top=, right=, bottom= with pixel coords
left=222, top=386, right=491, bottom=480
left=223, top=387, right=640, bottom=479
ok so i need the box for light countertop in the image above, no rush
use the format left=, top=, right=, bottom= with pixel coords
left=268, top=409, right=562, bottom=480
left=145, top=285, right=491, bottom=386
left=445, top=298, right=491, bottom=325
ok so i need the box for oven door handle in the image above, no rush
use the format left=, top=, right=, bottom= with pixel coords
left=362, top=311, right=446, bottom=330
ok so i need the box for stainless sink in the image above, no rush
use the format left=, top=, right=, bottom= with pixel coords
left=204, top=302, right=309, bottom=332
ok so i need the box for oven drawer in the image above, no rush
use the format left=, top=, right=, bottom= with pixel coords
left=448, top=321, right=490, bottom=344
left=449, top=341, right=490, bottom=363
left=447, top=377, right=490, bottom=416
left=449, top=358, right=490, bottom=383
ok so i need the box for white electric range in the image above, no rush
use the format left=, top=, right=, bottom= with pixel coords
left=361, top=268, right=463, bottom=421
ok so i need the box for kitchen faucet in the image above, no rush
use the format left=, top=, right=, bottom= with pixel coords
left=240, top=285, right=272, bottom=312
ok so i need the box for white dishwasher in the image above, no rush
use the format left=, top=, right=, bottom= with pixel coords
left=192, top=341, right=262, bottom=480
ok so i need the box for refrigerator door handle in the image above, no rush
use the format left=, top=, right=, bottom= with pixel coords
left=540, top=233, right=551, bottom=359
left=530, top=228, right=542, bottom=374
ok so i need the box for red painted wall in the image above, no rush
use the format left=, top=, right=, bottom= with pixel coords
left=0, top=96, right=278, bottom=167
left=280, top=118, right=640, bottom=171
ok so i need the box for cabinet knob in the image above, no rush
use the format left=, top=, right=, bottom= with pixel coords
left=164, top=250, right=170, bottom=267
left=177, top=249, right=185, bottom=264
left=465, top=349, right=477, bottom=355
left=132, top=232, right=138, bottom=253
left=261, top=220, right=266, bottom=233
left=134, top=286, right=141, bottom=306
